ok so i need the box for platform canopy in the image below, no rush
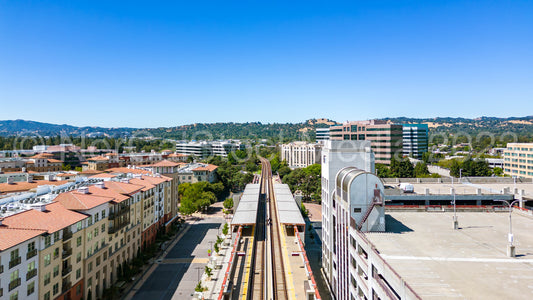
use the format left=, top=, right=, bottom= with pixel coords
left=273, top=184, right=305, bottom=225
left=231, top=184, right=260, bottom=225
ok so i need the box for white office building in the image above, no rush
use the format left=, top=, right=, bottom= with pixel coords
left=316, top=128, right=330, bottom=143
left=321, top=140, right=387, bottom=300
left=281, top=142, right=321, bottom=169
left=175, top=141, right=246, bottom=159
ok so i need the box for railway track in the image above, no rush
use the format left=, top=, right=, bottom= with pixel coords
left=248, top=158, right=288, bottom=300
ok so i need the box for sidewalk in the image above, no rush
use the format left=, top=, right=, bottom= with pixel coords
left=194, top=223, right=233, bottom=300
left=122, top=222, right=192, bottom=300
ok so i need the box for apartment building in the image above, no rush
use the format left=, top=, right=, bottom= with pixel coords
left=321, top=140, right=375, bottom=299
left=280, top=141, right=321, bottom=169
left=177, top=163, right=218, bottom=184
left=329, top=120, right=403, bottom=165
left=0, top=168, right=179, bottom=300
left=1, top=202, right=88, bottom=300
left=0, top=154, right=62, bottom=173
left=504, top=143, right=533, bottom=178
left=402, top=123, right=429, bottom=159
left=0, top=227, right=44, bottom=300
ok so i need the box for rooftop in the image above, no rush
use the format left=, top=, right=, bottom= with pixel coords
left=366, top=211, right=533, bottom=299
left=0, top=180, right=69, bottom=194
left=0, top=227, right=46, bottom=251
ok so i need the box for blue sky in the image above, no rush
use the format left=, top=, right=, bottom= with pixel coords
left=1, top=0, right=532, bottom=128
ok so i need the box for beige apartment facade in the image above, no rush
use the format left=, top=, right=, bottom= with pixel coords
left=504, top=143, right=533, bottom=178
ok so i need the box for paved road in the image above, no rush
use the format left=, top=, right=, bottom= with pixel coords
left=131, top=217, right=224, bottom=300
left=304, top=220, right=332, bottom=300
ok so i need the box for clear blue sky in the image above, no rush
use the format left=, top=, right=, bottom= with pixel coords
left=1, top=0, right=532, bottom=128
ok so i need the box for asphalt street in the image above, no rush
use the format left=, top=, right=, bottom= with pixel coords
left=131, top=217, right=224, bottom=300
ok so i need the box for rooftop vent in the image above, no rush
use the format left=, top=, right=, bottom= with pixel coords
left=121, top=178, right=130, bottom=184
left=31, top=204, right=47, bottom=212
left=95, top=182, right=105, bottom=189
left=7, top=177, right=14, bottom=185
left=27, top=175, right=34, bottom=183
left=78, top=187, right=89, bottom=194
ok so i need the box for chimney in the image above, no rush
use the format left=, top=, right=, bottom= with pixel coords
left=7, top=177, right=14, bottom=185
left=78, top=187, right=89, bottom=194
left=27, top=174, right=34, bottom=183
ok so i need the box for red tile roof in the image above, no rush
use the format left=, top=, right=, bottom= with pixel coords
left=47, top=159, right=63, bottom=163
left=0, top=228, right=46, bottom=251
left=104, top=181, right=144, bottom=196
left=87, top=156, right=109, bottom=162
left=149, top=160, right=181, bottom=167
left=30, top=153, right=54, bottom=159
left=88, top=185, right=130, bottom=203
left=106, top=167, right=152, bottom=175
left=89, top=173, right=118, bottom=179
left=0, top=180, right=69, bottom=194
left=168, top=153, right=188, bottom=157
left=2, top=202, right=87, bottom=233
left=55, top=190, right=115, bottom=210
left=129, top=178, right=156, bottom=191
left=192, top=164, right=218, bottom=172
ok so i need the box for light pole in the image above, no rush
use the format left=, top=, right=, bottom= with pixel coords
left=195, top=266, right=203, bottom=282
left=452, top=176, right=458, bottom=230
left=496, top=199, right=520, bottom=257
left=459, top=168, right=463, bottom=183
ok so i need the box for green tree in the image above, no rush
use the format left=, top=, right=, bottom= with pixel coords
left=222, top=223, right=229, bottom=235
left=223, top=197, right=234, bottom=210
left=414, top=162, right=430, bottom=177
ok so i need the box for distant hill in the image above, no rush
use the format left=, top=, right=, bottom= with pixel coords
left=1, top=117, right=532, bottom=143
left=0, top=120, right=137, bottom=137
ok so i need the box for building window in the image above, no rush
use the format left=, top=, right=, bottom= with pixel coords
left=27, top=281, right=35, bottom=295
left=101, top=224, right=106, bottom=233
left=53, top=231, right=60, bottom=242
left=76, top=268, right=81, bottom=279
left=53, top=265, right=59, bottom=277
left=102, top=210, right=106, bottom=218
left=77, top=236, right=82, bottom=247
left=44, top=272, right=51, bottom=285
left=44, top=254, right=51, bottom=266
left=53, top=247, right=59, bottom=259
left=44, top=291, right=50, bottom=300
left=77, top=252, right=82, bottom=263
left=53, top=283, right=59, bottom=295
left=10, top=291, right=18, bottom=300
left=77, top=221, right=83, bottom=231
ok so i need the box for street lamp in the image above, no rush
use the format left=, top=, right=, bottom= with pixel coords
left=452, top=176, right=458, bottom=230
left=459, top=168, right=463, bottom=183
left=195, top=266, right=203, bottom=282
left=495, top=199, right=520, bottom=257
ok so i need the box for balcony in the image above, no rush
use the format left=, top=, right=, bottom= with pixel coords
left=8, top=277, right=21, bottom=291
left=26, top=268, right=37, bottom=280
left=63, top=229, right=73, bottom=240
left=0, top=264, right=3, bottom=273
left=9, top=256, right=21, bottom=269
left=62, top=248, right=73, bottom=259
left=62, top=265, right=72, bottom=277
left=62, top=280, right=72, bottom=293
left=26, top=249, right=37, bottom=260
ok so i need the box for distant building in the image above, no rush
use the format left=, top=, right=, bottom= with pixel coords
left=504, top=143, right=533, bottom=178
left=402, top=123, right=429, bottom=159
left=315, top=127, right=330, bottom=143
left=486, top=158, right=504, bottom=169
left=280, top=142, right=321, bottom=169
left=177, top=163, right=218, bottom=183
left=175, top=141, right=246, bottom=159
left=329, top=120, right=402, bottom=164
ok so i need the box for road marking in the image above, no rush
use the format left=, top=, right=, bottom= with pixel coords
left=161, top=258, right=209, bottom=264
left=381, top=255, right=533, bottom=263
